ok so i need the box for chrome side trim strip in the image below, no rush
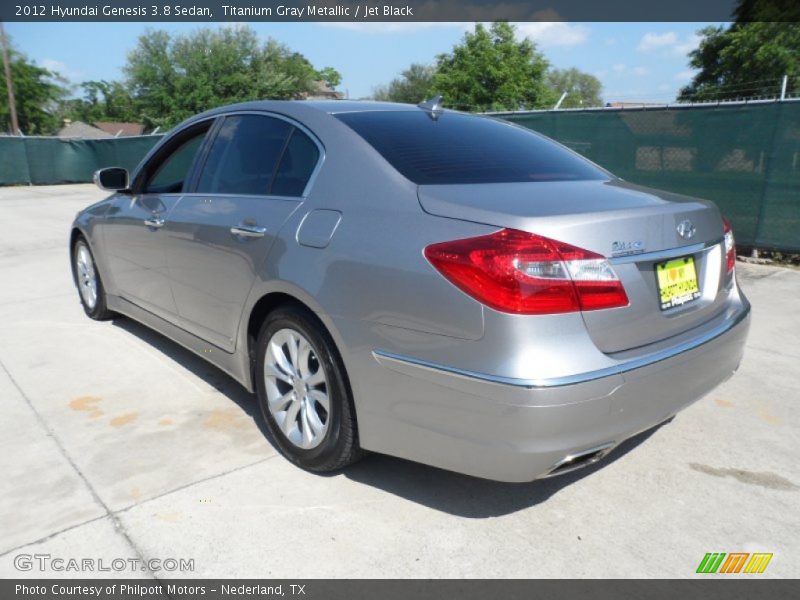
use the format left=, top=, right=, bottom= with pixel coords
left=373, top=303, right=749, bottom=389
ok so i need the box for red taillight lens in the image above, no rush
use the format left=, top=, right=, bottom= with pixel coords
left=424, top=228, right=629, bottom=315
left=723, top=217, right=735, bottom=273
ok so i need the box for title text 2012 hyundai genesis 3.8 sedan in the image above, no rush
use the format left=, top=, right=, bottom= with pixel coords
left=71, top=100, right=750, bottom=482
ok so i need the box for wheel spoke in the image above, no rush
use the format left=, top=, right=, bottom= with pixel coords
left=307, top=388, right=330, bottom=412
left=301, top=404, right=314, bottom=447
left=297, top=339, right=312, bottom=379
left=306, top=368, right=325, bottom=387
left=269, top=390, right=294, bottom=412
left=287, top=332, right=300, bottom=371
left=264, top=362, right=293, bottom=385
left=306, top=402, right=326, bottom=435
left=282, top=399, right=301, bottom=435
left=269, top=340, right=295, bottom=378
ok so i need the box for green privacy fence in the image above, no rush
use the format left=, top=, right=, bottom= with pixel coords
left=500, top=100, right=800, bottom=251
left=0, top=135, right=162, bottom=186
left=1, top=101, right=799, bottom=249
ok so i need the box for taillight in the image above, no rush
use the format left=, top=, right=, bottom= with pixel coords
left=722, top=217, right=735, bottom=273
left=424, top=228, right=629, bottom=315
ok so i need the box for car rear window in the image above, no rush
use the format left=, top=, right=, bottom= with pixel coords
left=335, top=110, right=607, bottom=185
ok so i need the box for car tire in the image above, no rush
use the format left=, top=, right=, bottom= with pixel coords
left=255, top=304, right=363, bottom=472
left=72, top=237, right=114, bottom=321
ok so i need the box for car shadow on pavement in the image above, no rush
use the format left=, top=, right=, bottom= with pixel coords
left=341, top=425, right=663, bottom=518
left=112, top=314, right=666, bottom=518
left=110, top=316, right=271, bottom=441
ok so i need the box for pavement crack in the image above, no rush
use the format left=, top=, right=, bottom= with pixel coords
left=0, top=358, right=157, bottom=577
left=114, top=454, right=280, bottom=515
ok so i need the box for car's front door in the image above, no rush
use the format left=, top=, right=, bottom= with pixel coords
left=103, top=122, right=213, bottom=321
left=163, top=113, right=322, bottom=352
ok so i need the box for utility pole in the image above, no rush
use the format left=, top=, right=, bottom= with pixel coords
left=0, top=21, right=20, bottom=135
left=780, top=74, right=788, bottom=101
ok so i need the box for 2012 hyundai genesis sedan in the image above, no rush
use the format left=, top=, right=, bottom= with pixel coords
left=70, top=99, right=750, bottom=482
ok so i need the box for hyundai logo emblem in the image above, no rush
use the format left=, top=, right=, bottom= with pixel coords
left=677, top=220, right=696, bottom=240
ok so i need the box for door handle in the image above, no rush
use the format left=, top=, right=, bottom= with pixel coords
left=144, top=217, right=165, bottom=228
left=230, top=224, right=267, bottom=238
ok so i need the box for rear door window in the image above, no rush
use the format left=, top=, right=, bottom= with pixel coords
left=196, top=115, right=292, bottom=195
left=335, top=110, right=608, bottom=185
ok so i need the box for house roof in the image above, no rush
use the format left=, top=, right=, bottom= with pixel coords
left=94, top=122, right=145, bottom=137
left=57, top=121, right=113, bottom=139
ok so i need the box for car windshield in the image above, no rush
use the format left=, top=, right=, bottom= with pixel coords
left=335, top=110, right=608, bottom=185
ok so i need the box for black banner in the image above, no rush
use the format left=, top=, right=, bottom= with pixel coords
left=3, top=0, right=800, bottom=23
left=3, top=579, right=799, bottom=600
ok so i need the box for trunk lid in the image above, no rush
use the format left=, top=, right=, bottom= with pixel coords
left=418, top=179, right=730, bottom=353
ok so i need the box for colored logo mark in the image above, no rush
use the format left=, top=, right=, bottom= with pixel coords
left=696, top=552, right=773, bottom=574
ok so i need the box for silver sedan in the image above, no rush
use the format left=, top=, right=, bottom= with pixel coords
left=71, top=100, right=750, bottom=482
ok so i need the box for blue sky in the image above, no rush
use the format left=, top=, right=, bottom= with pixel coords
left=5, top=21, right=725, bottom=104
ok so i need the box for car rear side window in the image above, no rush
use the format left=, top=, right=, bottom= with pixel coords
left=196, top=115, right=292, bottom=195
left=335, top=111, right=607, bottom=185
left=271, top=129, right=321, bottom=197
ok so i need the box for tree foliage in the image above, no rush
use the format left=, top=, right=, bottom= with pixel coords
left=62, top=80, right=136, bottom=124
left=317, top=67, right=342, bottom=90
left=124, top=26, right=336, bottom=128
left=431, top=22, right=554, bottom=112
left=678, top=22, right=800, bottom=102
left=372, top=63, right=436, bottom=104
left=546, top=68, right=603, bottom=108
left=0, top=48, right=68, bottom=134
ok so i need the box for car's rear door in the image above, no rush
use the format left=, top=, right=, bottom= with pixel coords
left=162, top=113, right=322, bottom=352
left=102, top=121, right=213, bottom=321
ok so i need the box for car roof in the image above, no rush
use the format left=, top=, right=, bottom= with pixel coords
left=186, top=99, right=421, bottom=123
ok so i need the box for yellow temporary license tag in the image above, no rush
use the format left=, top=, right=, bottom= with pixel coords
left=656, top=256, right=701, bottom=310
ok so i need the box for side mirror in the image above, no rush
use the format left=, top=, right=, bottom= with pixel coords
left=94, top=167, right=129, bottom=192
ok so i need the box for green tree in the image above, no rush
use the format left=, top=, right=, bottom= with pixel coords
left=125, top=26, right=327, bottom=129
left=0, top=48, right=67, bottom=134
left=546, top=68, right=603, bottom=108
left=678, top=22, right=800, bottom=101
left=317, top=66, right=342, bottom=90
left=63, top=80, right=135, bottom=124
left=372, top=63, right=436, bottom=104
left=431, top=22, right=554, bottom=112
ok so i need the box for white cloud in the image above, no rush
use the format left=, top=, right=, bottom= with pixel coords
left=514, top=22, right=590, bottom=47
left=638, top=31, right=702, bottom=57
left=612, top=63, right=626, bottom=73
left=632, top=66, right=649, bottom=76
left=674, top=70, right=696, bottom=82
left=637, top=32, right=678, bottom=52
left=674, top=33, right=702, bottom=56
left=321, top=21, right=589, bottom=47
left=40, top=59, right=83, bottom=81
left=319, top=22, right=462, bottom=34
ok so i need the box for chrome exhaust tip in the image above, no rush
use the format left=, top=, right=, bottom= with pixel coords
left=543, top=443, right=616, bottom=478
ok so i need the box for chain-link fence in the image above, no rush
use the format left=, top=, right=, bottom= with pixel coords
left=499, top=99, right=800, bottom=251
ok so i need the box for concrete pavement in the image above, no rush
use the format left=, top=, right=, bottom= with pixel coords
left=0, top=184, right=797, bottom=578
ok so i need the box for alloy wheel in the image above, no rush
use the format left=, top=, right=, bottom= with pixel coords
left=263, top=328, right=330, bottom=450
left=75, top=243, right=98, bottom=310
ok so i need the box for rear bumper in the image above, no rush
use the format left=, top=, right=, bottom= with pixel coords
left=367, top=299, right=750, bottom=482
